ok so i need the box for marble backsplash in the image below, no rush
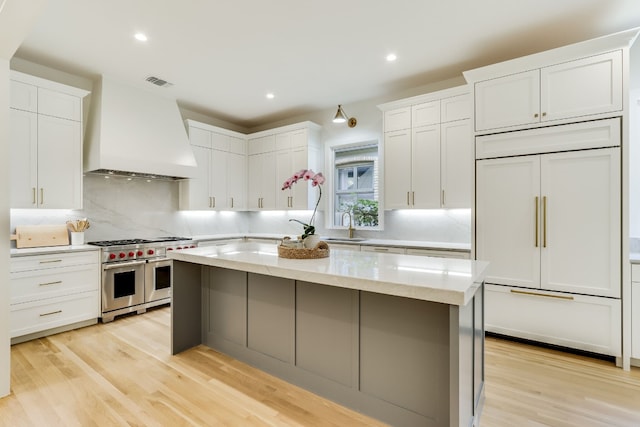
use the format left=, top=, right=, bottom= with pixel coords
left=10, top=175, right=471, bottom=245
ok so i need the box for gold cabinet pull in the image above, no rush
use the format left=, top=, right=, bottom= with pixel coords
left=212, top=196, right=216, bottom=208
left=534, top=113, right=539, bottom=118
left=39, top=310, right=63, bottom=317
left=510, top=289, right=573, bottom=300
left=412, top=192, right=415, bottom=206
left=32, top=187, right=36, bottom=204
left=535, top=196, right=539, bottom=247
left=542, top=112, right=547, bottom=117
left=230, top=197, right=234, bottom=209
left=39, top=280, right=62, bottom=287
left=39, top=259, right=62, bottom=264
left=442, top=190, right=445, bottom=207
left=407, top=191, right=410, bottom=206
left=40, top=188, right=44, bottom=205
left=543, top=196, right=547, bottom=248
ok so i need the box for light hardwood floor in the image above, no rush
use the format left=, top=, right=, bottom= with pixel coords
left=1, top=307, right=639, bottom=427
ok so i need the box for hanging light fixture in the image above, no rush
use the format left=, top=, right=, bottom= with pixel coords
left=332, top=105, right=357, bottom=128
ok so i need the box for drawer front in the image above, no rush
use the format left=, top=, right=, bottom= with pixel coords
left=485, top=284, right=621, bottom=356
left=10, top=291, right=99, bottom=338
left=360, top=246, right=406, bottom=254
left=632, top=264, right=640, bottom=282
left=406, top=248, right=470, bottom=259
left=11, top=251, right=99, bottom=273
left=475, top=117, right=620, bottom=159
left=10, top=263, right=100, bottom=304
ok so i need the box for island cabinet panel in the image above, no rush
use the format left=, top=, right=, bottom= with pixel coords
left=295, top=281, right=358, bottom=387
left=206, top=267, right=247, bottom=347
left=360, top=292, right=451, bottom=424
left=247, top=273, right=295, bottom=363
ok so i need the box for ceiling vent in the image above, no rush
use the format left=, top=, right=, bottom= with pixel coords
left=145, top=76, right=173, bottom=88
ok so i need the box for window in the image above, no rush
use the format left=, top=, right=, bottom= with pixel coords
left=332, top=144, right=379, bottom=228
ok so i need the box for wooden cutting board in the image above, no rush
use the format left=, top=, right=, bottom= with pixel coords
left=11, top=224, right=70, bottom=248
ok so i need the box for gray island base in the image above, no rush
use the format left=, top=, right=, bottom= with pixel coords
left=169, top=242, right=488, bottom=427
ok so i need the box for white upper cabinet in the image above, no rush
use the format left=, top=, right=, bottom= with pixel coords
left=9, top=71, right=88, bottom=210
left=411, top=100, right=439, bottom=127
left=473, top=50, right=622, bottom=132
left=380, top=86, right=472, bottom=210
left=180, top=122, right=247, bottom=211
left=248, top=123, right=321, bottom=211
left=384, top=107, right=411, bottom=132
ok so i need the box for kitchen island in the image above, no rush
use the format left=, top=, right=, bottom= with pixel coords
left=168, top=242, right=488, bottom=427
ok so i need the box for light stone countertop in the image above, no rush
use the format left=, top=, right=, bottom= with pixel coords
left=10, top=244, right=100, bottom=257
left=168, top=241, right=488, bottom=306
left=192, top=233, right=472, bottom=252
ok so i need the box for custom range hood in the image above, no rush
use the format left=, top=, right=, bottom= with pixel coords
left=84, top=75, right=197, bottom=180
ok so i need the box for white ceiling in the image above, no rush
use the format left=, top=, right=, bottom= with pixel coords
left=14, top=0, right=640, bottom=128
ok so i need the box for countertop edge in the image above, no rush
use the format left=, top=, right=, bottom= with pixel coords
left=169, top=244, right=488, bottom=306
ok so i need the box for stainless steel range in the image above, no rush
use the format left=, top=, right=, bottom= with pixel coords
left=88, top=237, right=195, bottom=322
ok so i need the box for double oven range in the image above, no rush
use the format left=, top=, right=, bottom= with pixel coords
left=88, top=237, right=195, bottom=322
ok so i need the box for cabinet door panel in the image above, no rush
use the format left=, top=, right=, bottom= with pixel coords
left=441, top=94, right=470, bottom=122
left=188, top=126, right=211, bottom=148
left=10, top=81, right=37, bottom=112
left=37, top=87, right=82, bottom=121
left=384, top=107, right=411, bottom=132
left=180, top=145, right=211, bottom=210
left=276, top=150, right=293, bottom=209
left=247, top=154, right=262, bottom=209
left=475, top=70, right=540, bottom=131
left=227, top=152, right=246, bottom=210
left=541, top=149, right=620, bottom=297
left=210, top=150, right=227, bottom=209
left=384, top=130, right=412, bottom=209
left=411, top=100, right=440, bottom=127
left=247, top=274, right=295, bottom=363
left=10, top=109, right=38, bottom=208
left=37, top=115, right=82, bottom=209
left=291, top=146, right=310, bottom=209
left=476, top=156, right=540, bottom=288
left=541, top=51, right=622, bottom=122
left=411, top=125, right=440, bottom=208
left=441, top=119, right=471, bottom=208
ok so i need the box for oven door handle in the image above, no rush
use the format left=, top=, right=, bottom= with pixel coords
left=103, top=260, right=147, bottom=270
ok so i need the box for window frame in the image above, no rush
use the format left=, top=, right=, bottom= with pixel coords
left=327, top=140, right=383, bottom=231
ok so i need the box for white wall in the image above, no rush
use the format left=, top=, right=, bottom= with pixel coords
left=0, top=56, right=11, bottom=399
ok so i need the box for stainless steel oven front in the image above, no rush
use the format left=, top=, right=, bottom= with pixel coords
left=102, top=259, right=146, bottom=322
left=145, top=258, right=173, bottom=307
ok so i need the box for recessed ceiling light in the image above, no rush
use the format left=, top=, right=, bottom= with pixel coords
left=386, top=53, right=397, bottom=62
left=266, top=93, right=275, bottom=99
left=134, top=32, right=148, bottom=42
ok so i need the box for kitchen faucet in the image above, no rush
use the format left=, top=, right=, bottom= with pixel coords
left=342, top=212, right=355, bottom=239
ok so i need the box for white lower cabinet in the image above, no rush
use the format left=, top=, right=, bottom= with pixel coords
left=10, top=251, right=100, bottom=342
left=327, top=243, right=360, bottom=251
left=632, top=265, right=640, bottom=360
left=485, top=284, right=621, bottom=356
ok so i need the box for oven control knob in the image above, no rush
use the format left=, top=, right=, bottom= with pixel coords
left=137, top=250, right=143, bottom=256
left=109, top=253, right=116, bottom=260
left=119, top=252, right=126, bottom=258
left=176, top=246, right=182, bottom=250
left=190, top=245, right=196, bottom=248
left=167, top=247, right=173, bottom=251
left=128, top=251, right=135, bottom=257
left=147, top=249, right=155, bottom=255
